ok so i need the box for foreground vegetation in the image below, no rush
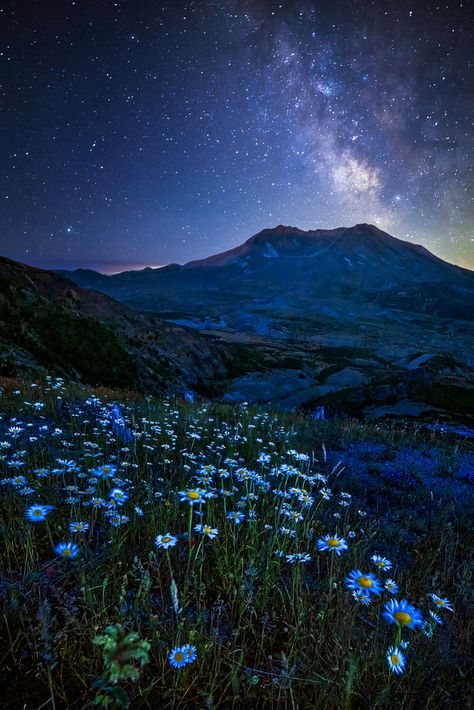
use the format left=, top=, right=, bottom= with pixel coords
left=0, top=376, right=472, bottom=708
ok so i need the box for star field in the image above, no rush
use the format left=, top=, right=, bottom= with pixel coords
left=1, top=0, right=473, bottom=270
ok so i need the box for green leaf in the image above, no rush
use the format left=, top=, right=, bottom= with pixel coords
left=111, top=686, right=130, bottom=707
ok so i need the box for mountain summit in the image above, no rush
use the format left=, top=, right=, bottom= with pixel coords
left=183, top=223, right=465, bottom=279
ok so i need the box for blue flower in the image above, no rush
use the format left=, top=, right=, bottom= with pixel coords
left=178, top=488, right=207, bottom=505
left=34, top=468, right=50, bottom=478
left=345, top=569, right=382, bottom=595
left=286, top=552, right=311, bottom=564
left=430, top=593, right=453, bottom=612
left=384, top=579, right=398, bottom=594
left=54, top=542, right=80, bottom=559
left=383, top=599, right=423, bottom=629
left=169, top=646, right=187, bottom=669
left=88, top=497, right=106, bottom=508
left=109, top=488, right=128, bottom=505
left=194, top=523, right=218, bottom=539
left=26, top=504, right=54, bottom=522
left=317, top=534, right=348, bottom=556
left=286, top=510, right=304, bottom=522
left=108, top=513, right=129, bottom=527
left=226, top=511, right=245, bottom=524
left=352, top=590, right=371, bottom=606
left=371, top=554, right=392, bottom=571
left=69, top=521, right=90, bottom=533
left=181, top=643, right=197, bottom=664
left=386, top=646, right=406, bottom=675
left=155, top=533, right=178, bottom=549
left=19, top=486, right=35, bottom=495
left=94, top=464, right=117, bottom=479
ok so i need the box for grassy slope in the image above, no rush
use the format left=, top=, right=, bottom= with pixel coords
left=0, top=284, right=139, bottom=388
left=0, top=376, right=472, bottom=709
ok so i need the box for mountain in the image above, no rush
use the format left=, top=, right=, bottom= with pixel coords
left=58, top=224, right=474, bottom=421
left=60, top=223, right=474, bottom=323
left=0, top=256, right=226, bottom=393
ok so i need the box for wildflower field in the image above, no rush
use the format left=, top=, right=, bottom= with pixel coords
left=0, top=376, right=473, bottom=709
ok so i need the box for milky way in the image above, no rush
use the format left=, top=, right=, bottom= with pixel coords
left=1, top=0, right=473, bottom=270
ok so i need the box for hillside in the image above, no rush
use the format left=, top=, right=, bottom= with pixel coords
left=0, top=256, right=226, bottom=393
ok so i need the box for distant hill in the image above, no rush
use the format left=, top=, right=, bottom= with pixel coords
left=0, top=255, right=226, bottom=393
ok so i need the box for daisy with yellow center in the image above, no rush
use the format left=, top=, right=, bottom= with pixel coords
left=178, top=488, right=207, bottom=505
left=95, top=464, right=116, bottom=478
left=155, top=533, right=178, bottom=549
left=109, top=488, right=128, bottom=506
left=54, top=542, right=80, bottom=559
left=26, top=504, right=54, bottom=522
left=169, top=644, right=197, bottom=669
left=352, top=590, right=371, bottom=606
left=194, top=523, right=218, bottom=539
left=317, top=534, right=348, bottom=556
left=383, top=599, right=423, bottom=629
left=168, top=647, right=187, bottom=669
left=69, top=521, right=90, bottom=533
left=371, top=554, right=392, bottom=571
left=345, top=569, right=383, bottom=595
left=385, top=579, right=398, bottom=594
left=386, top=646, right=405, bottom=675
left=430, top=593, right=453, bottom=611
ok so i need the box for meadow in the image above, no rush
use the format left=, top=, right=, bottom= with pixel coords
left=0, top=376, right=472, bottom=709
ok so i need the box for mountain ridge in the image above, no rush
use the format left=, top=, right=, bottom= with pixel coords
left=55, top=224, right=474, bottom=320
left=56, top=223, right=474, bottom=281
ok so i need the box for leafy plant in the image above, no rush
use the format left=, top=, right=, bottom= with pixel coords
left=91, top=624, right=151, bottom=707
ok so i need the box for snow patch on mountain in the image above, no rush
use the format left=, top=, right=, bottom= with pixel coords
left=262, top=243, right=280, bottom=258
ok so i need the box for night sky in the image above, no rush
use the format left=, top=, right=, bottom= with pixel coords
left=1, top=0, right=473, bottom=272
